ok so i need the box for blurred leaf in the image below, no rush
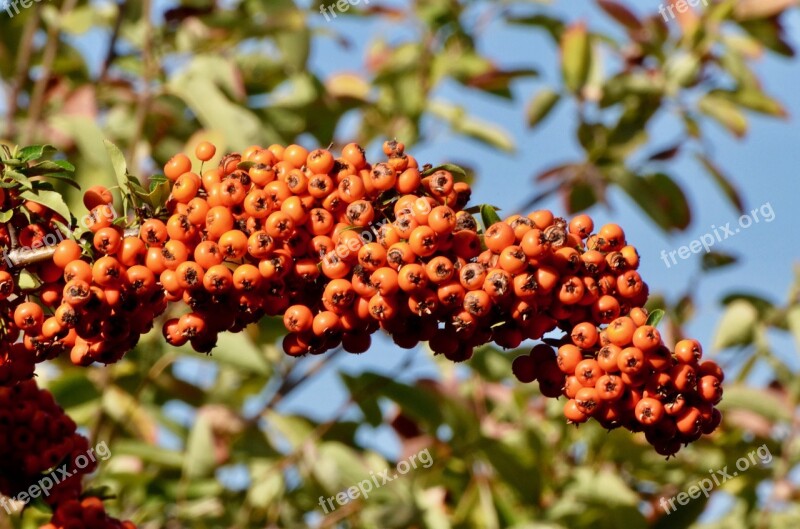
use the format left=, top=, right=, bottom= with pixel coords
left=735, top=0, right=798, bottom=20
left=101, top=385, right=158, bottom=443
left=565, top=181, right=598, bottom=213
left=247, top=460, right=284, bottom=509
left=648, top=144, right=681, bottom=161
left=702, top=251, right=738, bottom=271
left=276, top=27, right=311, bottom=73
left=341, top=373, right=383, bottom=426
left=46, top=372, right=102, bottom=409
left=466, top=68, right=539, bottom=99
left=613, top=171, right=691, bottom=231
left=114, top=440, right=184, bottom=469
left=710, top=88, right=787, bottom=117
left=210, top=331, right=271, bottom=376
left=695, top=154, right=745, bottom=214
left=713, top=300, right=759, bottom=349
left=786, top=305, right=800, bottom=352
left=698, top=93, right=748, bottom=137
left=561, top=22, right=592, bottom=94
left=720, top=293, right=775, bottom=316
left=183, top=413, right=216, bottom=479
left=507, top=14, right=566, bottom=41
left=527, top=88, right=561, bottom=127
left=596, top=0, right=642, bottom=29
left=718, top=385, right=792, bottom=423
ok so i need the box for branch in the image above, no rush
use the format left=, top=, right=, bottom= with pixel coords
left=127, top=0, right=155, bottom=167
left=99, top=0, right=127, bottom=81
left=5, top=7, right=40, bottom=140
left=3, top=228, right=139, bottom=268
left=22, top=0, right=80, bottom=145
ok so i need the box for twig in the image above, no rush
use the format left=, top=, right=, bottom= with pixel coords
left=5, top=7, right=40, bottom=139
left=22, top=0, right=79, bottom=145
left=3, top=228, right=139, bottom=268
left=127, top=0, right=155, bottom=167
left=99, top=0, right=127, bottom=81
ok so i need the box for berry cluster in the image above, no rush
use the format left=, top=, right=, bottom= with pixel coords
left=0, top=380, right=92, bottom=507
left=42, top=497, right=136, bottom=529
left=513, top=318, right=723, bottom=456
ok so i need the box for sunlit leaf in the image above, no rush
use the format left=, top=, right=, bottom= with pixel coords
left=713, top=300, right=758, bottom=349
left=527, top=88, right=561, bottom=128
left=19, top=189, right=72, bottom=222
left=561, top=22, right=592, bottom=94
left=183, top=413, right=217, bottom=479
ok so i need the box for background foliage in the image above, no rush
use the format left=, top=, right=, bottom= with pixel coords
left=1, top=0, right=799, bottom=528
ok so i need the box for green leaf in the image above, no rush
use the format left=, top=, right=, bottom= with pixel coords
left=710, top=88, right=787, bottom=117
left=561, top=22, right=592, bottom=94
left=698, top=93, right=748, bottom=137
left=695, top=154, right=745, bottom=214
left=596, top=0, right=642, bottom=30
left=18, top=269, right=41, bottom=290
left=25, top=159, right=76, bottom=176
left=612, top=171, right=691, bottom=231
left=114, top=440, right=184, bottom=469
left=480, top=204, right=502, bottom=229
left=341, top=373, right=383, bottom=426
left=420, top=164, right=468, bottom=181
left=527, top=88, right=561, bottom=127
left=17, top=145, right=56, bottom=163
left=104, top=140, right=131, bottom=199
left=713, top=300, right=758, bottom=349
left=46, top=372, right=102, bottom=409
left=702, top=251, right=738, bottom=271
left=428, top=101, right=515, bottom=152
left=786, top=305, right=800, bottom=352
left=5, top=169, right=33, bottom=190
left=0, top=210, right=12, bottom=223
left=507, top=14, right=566, bottom=41
left=19, top=189, right=72, bottom=222
left=183, top=413, right=217, bottom=479
left=646, top=309, right=665, bottom=328
left=717, top=385, right=792, bottom=423
left=211, top=331, right=271, bottom=376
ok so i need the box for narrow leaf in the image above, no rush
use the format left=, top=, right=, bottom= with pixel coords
left=561, top=22, right=592, bottom=94
left=527, top=88, right=561, bottom=127
left=646, top=309, right=665, bottom=328
left=695, top=154, right=745, bottom=214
